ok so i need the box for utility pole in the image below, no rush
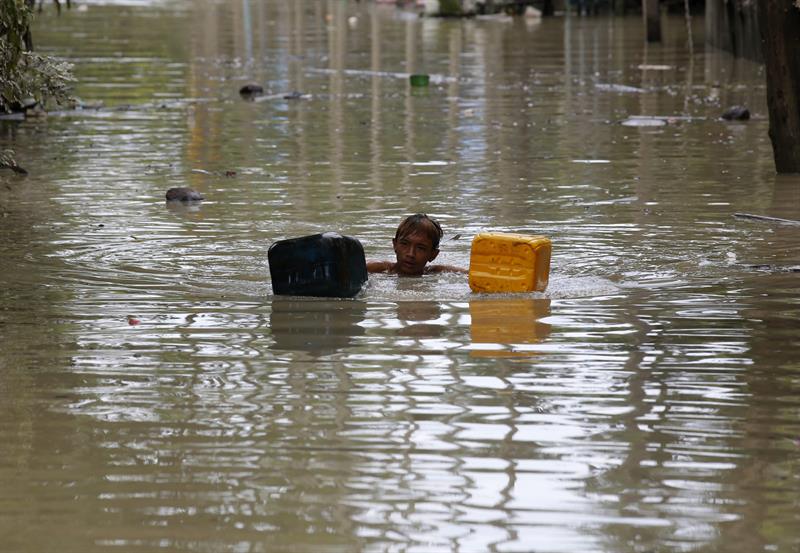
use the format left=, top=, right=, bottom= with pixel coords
left=643, top=0, right=661, bottom=42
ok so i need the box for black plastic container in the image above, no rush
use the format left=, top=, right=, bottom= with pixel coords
left=268, top=232, right=368, bottom=298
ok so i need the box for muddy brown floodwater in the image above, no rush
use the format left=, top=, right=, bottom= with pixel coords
left=1, top=1, right=799, bottom=552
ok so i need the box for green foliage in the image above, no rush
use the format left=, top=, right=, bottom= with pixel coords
left=438, top=0, right=463, bottom=16
left=0, top=0, right=28, bottom=57
left=0, top=147, right=27, bottom=174
left=0, top=0, right=74, bottom=111
left=1, top=148, right=14, bottom=166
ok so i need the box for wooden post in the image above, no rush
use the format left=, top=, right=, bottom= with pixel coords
left=643, top=0, right=661, bottom=42
left=758, top=1, right=800, bottom=173
left=707, top=0, right=762, bottom=61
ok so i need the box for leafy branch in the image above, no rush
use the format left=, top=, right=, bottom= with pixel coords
left=0, top=0, right=74, bottom=112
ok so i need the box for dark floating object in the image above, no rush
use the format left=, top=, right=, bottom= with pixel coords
left=4, top=98, right=38, bottom=113
left=409, top=74, right=430, bottom=87
left=734, top=212, right=800, bottom=226
left=268, top=232, right=368, bottom=298
left=746, top=264, right=800, bottom=273
left=0, top=162, right=28, bottom=175
left=722, top=106, right=750, bottom=120
left=239, top=84, right=264, bottom=96
left=165, top=187, right=204, bottom=202
left=283, top=91, right=304, bottom=100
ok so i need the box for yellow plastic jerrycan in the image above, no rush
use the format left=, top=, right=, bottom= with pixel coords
left=468, top=232, right=552, bottom=293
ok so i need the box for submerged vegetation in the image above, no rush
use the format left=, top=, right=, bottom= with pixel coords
left=0, top=0, right=73, bottom=113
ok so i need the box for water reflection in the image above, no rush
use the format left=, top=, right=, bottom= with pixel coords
left=470, top=298, right=551, bottom=357
left=395, top=300, right=443, bottom=338
left=1, top=1, right=798, bottom=552
left=269, top=297, right=366, bottom=354
left=165, top=198, right=204, bottom=216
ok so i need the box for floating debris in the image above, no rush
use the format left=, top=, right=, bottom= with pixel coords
left=734, top=212, right=800, bottom=226
left=722, top=106, right=750, bottom=121
left=746, top=264, right=800, bottom=273
left=166, top=187, right=204, bottom=202
left=239, top=84, right=264, bottom=96
left=621, top=117, right=667, bottom=127
left=620, top=115, right=704, bottom=126
left=475, top=14, right=514, bottom=22
left=581, top=195, right=638, bottom=206
left=0, top=162, right=28, bottom=175
left=307, top=67, right=459, bottom=85
left=595, top=83, right=645, bottom=94
left=0, top=150, right=27, bottom=174
left=409, top=74, right=430, bottom=87
left=0, top=112, right=25, bottom=121
left=638, top=64, right=672, bottom=71
left=192, top=168, right=238, bottom=178
left=524, top=6, right=542, bottom=18
left=571, top=159, right=611, bottom=164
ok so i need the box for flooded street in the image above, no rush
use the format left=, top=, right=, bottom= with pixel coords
left=1, top=1, right=799, bottom=551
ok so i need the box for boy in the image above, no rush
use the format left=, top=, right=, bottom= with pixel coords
left=367, top=213, right=467, bottom=276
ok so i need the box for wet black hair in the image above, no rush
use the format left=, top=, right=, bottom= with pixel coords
left=394, top=213, right=444, bottom=250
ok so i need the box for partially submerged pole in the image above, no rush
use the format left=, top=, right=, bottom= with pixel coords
left=758, top=0, right=800, bottom=173
left=643, top=0, right=661, bottom=42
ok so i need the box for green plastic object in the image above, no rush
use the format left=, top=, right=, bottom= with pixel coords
left=409, top=74, right=430, bottom=87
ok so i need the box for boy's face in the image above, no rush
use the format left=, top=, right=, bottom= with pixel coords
left=393, top=231, right=439, bottom=276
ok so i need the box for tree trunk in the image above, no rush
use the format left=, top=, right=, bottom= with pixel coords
left=758, top=1, right=800, bottom=173
left=643, top=0, right=661, bottom=43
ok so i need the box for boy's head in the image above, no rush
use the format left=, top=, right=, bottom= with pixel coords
left=392, top=213, right=443, bottom=276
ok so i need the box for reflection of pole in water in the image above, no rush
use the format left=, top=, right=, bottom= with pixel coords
left=402, top=16, right=417, bottom=195
left=329, top=0, right=346, bottom=203
left=445, top=24, right=462, bottom=157
left=288, top=1, right=311, bottom=212
left=241, top=0, right=252, bottom=61
left=370, top=5, right=384, bottom=203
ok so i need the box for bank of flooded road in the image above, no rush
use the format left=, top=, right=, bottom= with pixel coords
left=1, top=1, right=799, bottom=551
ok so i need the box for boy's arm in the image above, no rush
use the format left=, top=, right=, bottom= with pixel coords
left=367, top=260, right=395, bottom=274
left=426, top=264, right=468, bottom=274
